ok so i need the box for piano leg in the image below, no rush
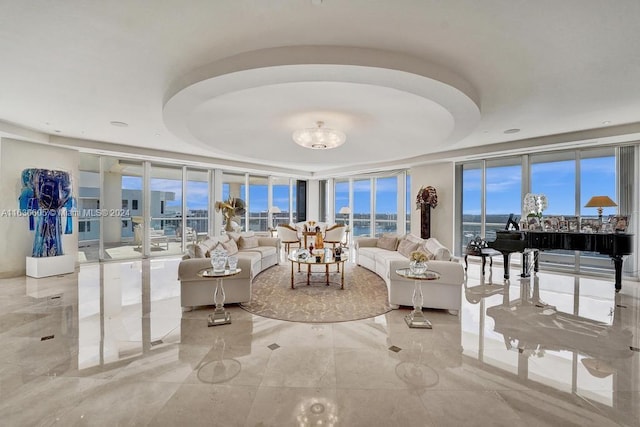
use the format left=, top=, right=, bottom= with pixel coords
left=613, top=256, right=623, bottom=292
left=501, top=253, right=511, bottom=280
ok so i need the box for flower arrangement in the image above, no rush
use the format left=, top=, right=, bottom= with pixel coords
left=410, top=250, right=429, bottom=262
left=523, top=193, right=548, bottom=218
left=416, top=186, right=438, bottom=210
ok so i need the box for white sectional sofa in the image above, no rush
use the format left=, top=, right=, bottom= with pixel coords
left=355, top=234, right=464, bottom=313
left=177, top=232, right=280, bottom=309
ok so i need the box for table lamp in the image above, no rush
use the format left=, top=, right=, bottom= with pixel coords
left=270, top=206, right=281, bottom=229
left=339, top=206, right=351, bottom=227
left=584, top=195, right=617, bottom=222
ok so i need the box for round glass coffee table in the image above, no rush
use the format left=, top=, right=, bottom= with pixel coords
left=197, top=267, right=242, bottom=327
left=395, top=268, right=440, bottom=329
left=288, top=248, right=348, bottom=289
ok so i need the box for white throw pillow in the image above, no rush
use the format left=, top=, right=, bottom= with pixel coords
left=397, top=239, right=419, bottom=258
left=240, top=235, right=259, bottom=249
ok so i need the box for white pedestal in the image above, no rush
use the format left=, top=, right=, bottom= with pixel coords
left=26, top=255, right=75, bottom=278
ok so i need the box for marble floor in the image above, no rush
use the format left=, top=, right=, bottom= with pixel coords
left=0, top=257, right=638, bottom=426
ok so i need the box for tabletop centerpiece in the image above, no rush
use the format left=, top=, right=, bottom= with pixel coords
left=409, top=250, right=429, bottom=274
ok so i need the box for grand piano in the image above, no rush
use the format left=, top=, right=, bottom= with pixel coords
left=488, top=230, right=633, bottom=291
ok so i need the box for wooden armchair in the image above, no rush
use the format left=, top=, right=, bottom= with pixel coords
left=324, top=224, right=346, bottom=248
left=276, top=224, right=301, bottom=253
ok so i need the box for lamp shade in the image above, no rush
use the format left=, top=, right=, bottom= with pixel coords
left=270, top=206, right=282, bottom=214
left=584, top=196, right=617, bottom=208
left=339, top=206, right=351, bottom=214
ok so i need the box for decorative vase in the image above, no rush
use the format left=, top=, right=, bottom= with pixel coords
left=210, top=248, right=228, bottom=273
left=409, top=260, right=427, bottom=275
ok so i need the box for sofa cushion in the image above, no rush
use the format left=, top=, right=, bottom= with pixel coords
left=227, top=230, right=255, bottom=242
left=200, top=235, right=229, bottom=255
left=194, top=242, right=209, bottom=258
left=405, top=234, right=425, bottom=245
left=186, top=244, right=199, bottom=259
left=397, top=239, right=419, bottom=258
left=240, top=246, right=277, bottom=258
left=376, top=235, right=398, bottom=251
left=221, top=238, right=239, bottom=255
left=239, top=235, right=260, bottom=249
left=424, top=237, right=452, bottom=261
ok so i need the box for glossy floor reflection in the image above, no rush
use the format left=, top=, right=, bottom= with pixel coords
left=0, top=258, right=639, bottom=426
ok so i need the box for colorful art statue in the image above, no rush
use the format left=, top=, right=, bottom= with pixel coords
left=18, top=169, right=74, bottom=257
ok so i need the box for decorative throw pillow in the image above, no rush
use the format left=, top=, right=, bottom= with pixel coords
left=186, top=244, right=198, bottom=259
left=239, top=235, right=259, bottom=249
left=376, top=235, right=398, bottom=251
left=420, top=248, right=435, bottom=260
left=397, top=239, right=419, bottom=258
left=194, top=242, right=209, bottom=258
left=221, top=238, right=239, bottom=255
left=405, top=234, right=424, bottom=245
left=227, top=231, right=241, bottom=242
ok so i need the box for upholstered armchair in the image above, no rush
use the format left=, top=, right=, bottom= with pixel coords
left=276, top=224, right=301, bottom=253
left=323, top=224, right=346, bottom=248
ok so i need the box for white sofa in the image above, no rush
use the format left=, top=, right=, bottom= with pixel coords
left=355, top=234, right=464, bottom=313
left=177, top=232, right=280, bottom=309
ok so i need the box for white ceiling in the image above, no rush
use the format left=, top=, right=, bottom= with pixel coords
left=1, top=1, right=640, bottom=176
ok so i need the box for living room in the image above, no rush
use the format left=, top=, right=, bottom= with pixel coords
left=1, top=2, right=639, bottom=426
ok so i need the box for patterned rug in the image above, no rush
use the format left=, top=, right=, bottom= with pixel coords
left=240, top=263, right=392, bottom=323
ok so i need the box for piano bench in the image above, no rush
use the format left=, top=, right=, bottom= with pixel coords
left=464, top=248, right=501, bottom=275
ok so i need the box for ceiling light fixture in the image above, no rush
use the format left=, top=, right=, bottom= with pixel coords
left=504, top=128, right=520, bottom=134
left=292, top=121, right=346, bottom=150
left=110, top=121, right=128, bottom=127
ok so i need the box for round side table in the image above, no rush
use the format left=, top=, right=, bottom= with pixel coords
left=395, top=268, right=441, bottom=329
left=197, top=267, right=242, bottom=327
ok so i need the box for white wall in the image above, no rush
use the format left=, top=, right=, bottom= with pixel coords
left=0, top=138, right=79, bottom=277
left=410, top=162, right=456, bottom=251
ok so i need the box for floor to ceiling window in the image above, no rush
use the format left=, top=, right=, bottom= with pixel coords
left=335, top=179, right=350, bottom=227
left=579, top=148, right=617, bottom=270
left=77, top=154, right=101, bottom=262
left=104, top=159, right=144, bottom=260
left=186, top=169, right=209, bottom=241
left=457, top=146, right=627, bottom=276
left=485, top=158, right=522, bottom=241
left=530, top=152, right=577, bottom=268
left=248, top=175, right=268, bottom=232
left=150, top=164, right=183, bottom=257
left=352, top=178, right=372, bottom=237
left=334, top=173, right=409, bottom=239
left=222, top=172, right=246, bottom=231
left=272, top=177, right=291, bottom=227
left=375, top=176, right=398, bottom=236
left=461, top=162, right=482, bottom=249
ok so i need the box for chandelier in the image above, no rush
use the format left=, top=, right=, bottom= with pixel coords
left=292, top=121, right=346, bottom=150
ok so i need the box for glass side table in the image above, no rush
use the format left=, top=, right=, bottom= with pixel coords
left=395, top=268, right=440, bottom=329
left=197, top=268, right=242, bottom=327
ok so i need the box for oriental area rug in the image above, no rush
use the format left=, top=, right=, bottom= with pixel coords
left=240, top=263, right=392, bottom=323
